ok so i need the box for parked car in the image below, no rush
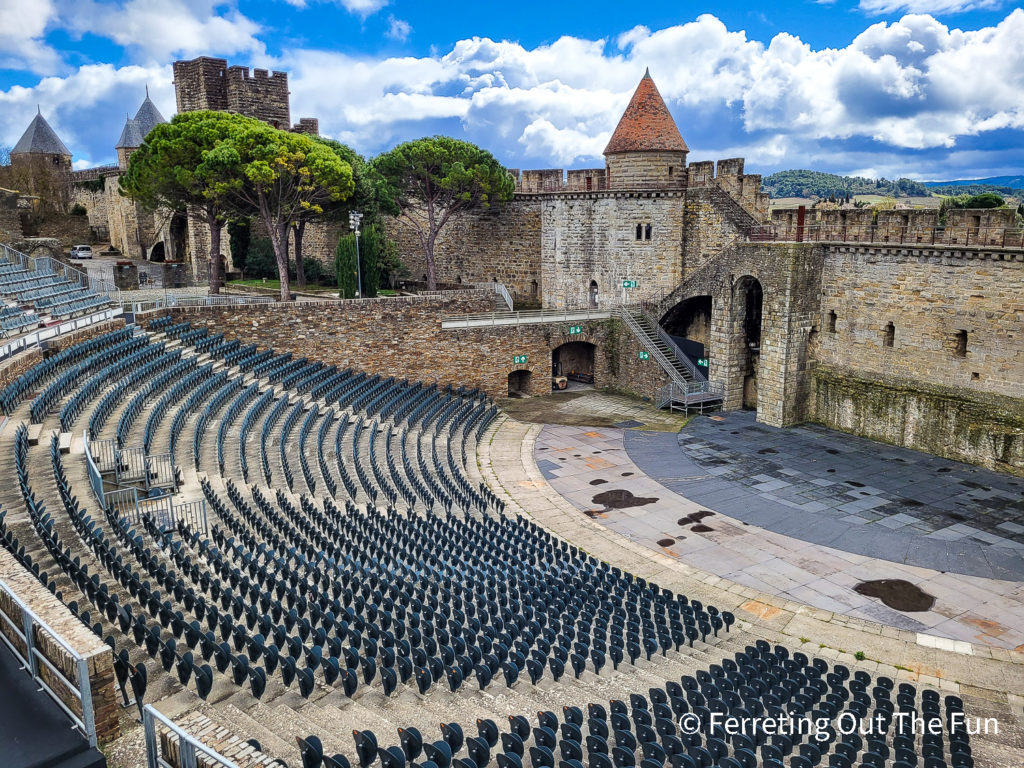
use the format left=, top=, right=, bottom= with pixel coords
left=70, top=245, right=93, bottom=259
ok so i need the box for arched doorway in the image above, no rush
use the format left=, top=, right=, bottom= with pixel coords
left=660, top=295, right=712, bottom=377
left=589, top=280, right=598, bottom=308
left=552, top=342, right=596, bottom=390
left=508, top=370, right=532, bottom=397
left=735, top=276, right=763, bottom=409
left=148, top=242, right=166, bottom=262
left=170, top=212, right=187, bottom=261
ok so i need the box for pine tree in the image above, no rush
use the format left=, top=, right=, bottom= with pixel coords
left=336, top=235, right=358, bottom=299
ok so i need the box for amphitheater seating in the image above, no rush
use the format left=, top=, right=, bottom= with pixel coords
left=0, top=314, right=981, bottom=768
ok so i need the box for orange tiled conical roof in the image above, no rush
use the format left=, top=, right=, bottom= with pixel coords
left=603, top=69, right=688, bottom=155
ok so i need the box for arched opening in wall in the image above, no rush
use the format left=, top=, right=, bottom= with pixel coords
left=552, top=342, right=596, bottom=391
left=148, top=242, right=166, bottom=263
left=169, top=212, right=188, bottom=262
left=508, top=370, right=532, bottom=398
left=531, top=280, right=539, bottom=299
left=660, top=295, right=712, bottom=377
left=735, top=276, right=763, bottom=410
left=589, top=280, right=598, bottom=309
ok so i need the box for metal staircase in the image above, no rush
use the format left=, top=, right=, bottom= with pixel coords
left=617, top=306, right=724, bottom=413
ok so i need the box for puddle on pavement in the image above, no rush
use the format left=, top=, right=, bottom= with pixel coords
left=901, top=499, right=923, bottom=507
left=948, top=512, right=967, bottom=522
left=937, top=467, right=952, bottom=473
left=657, top=538, right=676, bottom=547
left=678, top=510, right=715, bottom=526
left=960, top=480, right=990, bottom=490
left=825, top=449, right=840, bottom=455
left=826, top=469, right=836, bottom=473
left=854, top=579, right=935, bottom=612
left=621, top=472, right=634, bottom=477
left=691, top=524, right=714, bottom=533
left=591, top=489, right=659, bottom=510
left=589, top=479, right=608, bottom=486
left=845, top=480, right=865, bottom=488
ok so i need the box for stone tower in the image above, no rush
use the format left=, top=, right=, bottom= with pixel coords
left=10, top=109, right=72, bottom=171
left=603, top=69, right=688, bottom=190
left=115, top=89, right=167, bottom=169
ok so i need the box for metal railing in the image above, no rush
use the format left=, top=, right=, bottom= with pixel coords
left=84, top=432, right=205, bottom=533
left=124, top=294, right=277, bottom=316
left=0, top=576, right=98, bottom=747
left=747, top=223, right=1024, bottom=249
left=0, top=307, right=121, bottom=364
left=654, top=319, right=707, bottom=383
left=473, top=282, right=514, bottom=311
left=144, top=705, right=246, bottom=768
left=617, top=308, right=688, bottom=388
left=441, top=305, right=616, bottom=328
left=657, top=380, right=725, bottom=414
left=33, top=253, right=122, bottom=303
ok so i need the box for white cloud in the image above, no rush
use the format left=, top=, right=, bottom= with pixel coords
left=859, top=0, right=1003, bottom=15
left=4, top=9, right=1023, bottom=179
left=386, top=16, right=412, bottom=42
left=0, top=0, right=61, bottom=74
left=337, top=0, right=387, bottom=16
left=56, top=0, right=265, bottom=63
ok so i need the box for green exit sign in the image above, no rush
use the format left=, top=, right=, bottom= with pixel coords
left=622, top=280, right=638, bottom=289
left=638, top=350, right=650, bottom=361
left=568, top=325, right=582, bottom=334
left=513, top=354, right=528, bottom=365
left=697, top=358, right=709, bottom=367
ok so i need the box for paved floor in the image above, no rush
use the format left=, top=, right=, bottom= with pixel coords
left=531, top=400, right=1024, bottom=650
left=627, top=411, right=1024, bottom=579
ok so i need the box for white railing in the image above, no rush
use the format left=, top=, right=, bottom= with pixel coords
left=441, top=305, right=617, bottom=328
left=0, top=307, right=121, bottom=364
left=473, top=282, right=514, bottom=311
left=144, top=705, right=246, bottom=768
left=124, top=294, right=278, bottom=315
left=0, top=576, right=98, bottom=747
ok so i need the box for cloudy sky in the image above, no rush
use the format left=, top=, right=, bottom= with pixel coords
left=1, top=0, right=1022, bottom=180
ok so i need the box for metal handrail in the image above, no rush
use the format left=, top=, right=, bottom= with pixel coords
left=144, top=705, right=246, bottom=768
left=441, top=306, right=615, bottom=328
left=0, top=307, right=121, bottom=364
left=616, top=308, right=688, bottom=388
left=0, top=575, right=97, bottom=747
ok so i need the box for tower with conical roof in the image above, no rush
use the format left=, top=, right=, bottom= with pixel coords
left=116, top=88, right=168, bottom=169
left=10, top=108, right=72, bottom=171
left=603, top=69, right=688, bottom=190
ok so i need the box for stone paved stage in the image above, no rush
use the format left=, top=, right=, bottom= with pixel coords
left=533, top=408, right=1024, bottom=651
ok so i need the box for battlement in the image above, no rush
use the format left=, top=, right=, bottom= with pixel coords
left=511, top=168, right=609, bottom=194
left=687, top=158, right=769, bottom=220
left=765, top=206, right=1022, bottom=247
left=173, top=56, right=291, bottom=129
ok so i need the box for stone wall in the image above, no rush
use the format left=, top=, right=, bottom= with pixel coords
left=68, top=183, right=110, bottom=239
left=811, top=366, right=1024, bottom=476
left=0, top=188, right=23, bottom=242
left=606, top=151, right=687, bottom=190
left=681, top=186, right=751, bottom=276
left=0, top=546, right=119, bottom=744
left=388, top=199, right=542, bottom=301
left=813, top=246, right=1023, bottom=398
left=540, top=192, right=684, bottom=309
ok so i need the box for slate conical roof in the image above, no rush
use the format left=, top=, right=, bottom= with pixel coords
left=133, top=89, right=166, bottom=139
left=116, top=117, right=145, bottom=149
left=11, top=110, right=72, bottom=158
left=603, top=69, right=688, bottom=155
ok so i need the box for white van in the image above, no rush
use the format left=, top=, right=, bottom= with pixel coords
left=70, top=245, right=93, bottom=259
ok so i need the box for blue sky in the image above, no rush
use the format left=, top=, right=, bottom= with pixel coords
left=1, top=0, right=1022, bottom=181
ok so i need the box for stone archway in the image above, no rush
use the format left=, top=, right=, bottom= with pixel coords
left=148, top=242, right=166, bottom=262
left=660, top=295, right=712, bottom=377
left=507, top=369, right=532, bottom=397
left=552, top=341, right=596, bottom=389
left=735, top=275, right=763, bottom=409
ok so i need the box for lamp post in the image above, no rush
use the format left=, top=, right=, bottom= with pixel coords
left=349, top=210, right=363, bottom=299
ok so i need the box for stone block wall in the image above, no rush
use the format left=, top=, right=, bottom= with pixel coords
left=945, top=208, right=1018, bottom=246
left=0, top=188, right=24, bottom=242
left=812, top=367, right=1024, bottom=476
left=876, top=210, right=938, bottom=243
left=606, top=151, right=687, bottom=190
left=388, top=199, right=542, bottom=301
left=225, top=66, right=290, bottom=129
left=540, top=192, right=684, bottom=309
left=813, top=246, right=1023, bottom=398
left=682, top=187, right=749, bottom=276
left=0, top=547, right=119, bottom=744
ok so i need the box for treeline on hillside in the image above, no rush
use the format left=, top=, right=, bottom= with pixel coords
left=924, top=183, right=1020, bottom=197
left=762, top=170, right=930, bottom=199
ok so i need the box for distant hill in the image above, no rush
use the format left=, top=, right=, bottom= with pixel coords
left=923, top=176, right=1024, bottom=196
left=761, top=170, right=930, bottom=199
